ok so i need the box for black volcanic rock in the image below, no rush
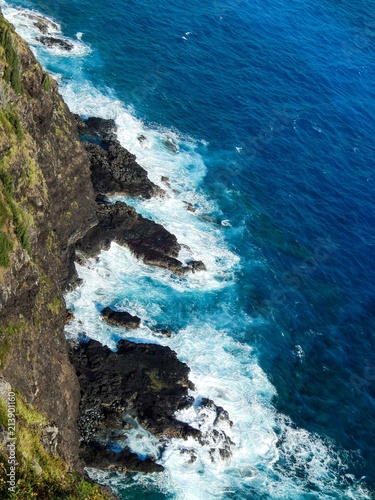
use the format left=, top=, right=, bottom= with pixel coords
left=101, top=307, right=141, bottom=329
left=69, top=339, right=198, bottom=444
left=77, top=116, right=117, bottom=143
left=187, top=260, right=206, bottom=272
left=76, top=116, right=161, bottom=199
left=76, top=200, right=188, bottom=274
left=80, top=443, right=164, bottom=473
left=73, top=116, right=206, bottom=275
left=36, top=35, right=73, bottom=51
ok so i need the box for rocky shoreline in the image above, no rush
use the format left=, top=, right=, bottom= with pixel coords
left=73, top=117, right=205, bottom=277
left=67, top=117, right=233, bottom=483
left=0, top=12, right=228, bottom=497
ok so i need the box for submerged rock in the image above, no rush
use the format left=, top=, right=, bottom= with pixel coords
left=33, top=21, right=49, bottom=34
left=184, top=201, right=196, bottom=212
left=187, top=260, right=206, bottom=272
left=101, top=307, right=141, bottom=329
left=137, top=134, right=148, bottom=144
left=36, top=35, right=73, bottom=51
left=199, top=397, right=233, bottom=427
left=25, top=12, right=59, bottom=33
left=162, top=136, right=179, bottom=153
left=80, top=444, right=164, bottom=473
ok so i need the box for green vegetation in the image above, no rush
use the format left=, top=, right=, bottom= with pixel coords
left=0, top=395, right=110, bottom=499
left=0, top=18, right=23, bottom=95
left=27, top=157, right=37, bottom=186
left=0, top=323, right=19, bottom=368
left=47, top=296, right=62, bottom=315
left=0, top=231, right=12, bottom=267
left=46, top=231, right=57, bottom=254
left=5, top=111, right=23, bottom=142
left=0, top=196, right=10, bottom=227
left=0, top=162, right=32, bottom=257
left=41, top=72, right=51, bottom=92
left=0, top=107, right=13, bottom=134
left=0, top=191, right=13, bottom=267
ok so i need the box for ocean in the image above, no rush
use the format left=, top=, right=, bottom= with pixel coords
left=2, top=0, right=375, bottom=498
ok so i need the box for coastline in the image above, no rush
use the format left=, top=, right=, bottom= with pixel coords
left=0, top=2, right=374, bottom=499
left=0, top=9, right=224, bottom=498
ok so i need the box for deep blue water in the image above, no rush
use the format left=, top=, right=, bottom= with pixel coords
left=3, top=0, right=375, bottom=497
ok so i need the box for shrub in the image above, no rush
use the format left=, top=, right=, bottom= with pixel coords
left=0, top=22, right=23, bottom=95
left=0, top=230, right=12, bottom=267
left=5, top=111, right=23, bottom=142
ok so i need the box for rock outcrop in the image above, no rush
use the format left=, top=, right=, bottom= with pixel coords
left=73, top=117, right=206, bottom=275
left=70, top=339, right=235, bottom=473
left=36, top=35, right=73, bottom=51
left=70, top=339, right=197, bottom=443
left=77, top=116, right=161, bottom=199
left=76, top=198, right=188, bottom=274
left=101, top=307, right=141, bottom=329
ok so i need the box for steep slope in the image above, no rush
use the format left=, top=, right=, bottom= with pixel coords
left=0, top=12, right=107, bottom=497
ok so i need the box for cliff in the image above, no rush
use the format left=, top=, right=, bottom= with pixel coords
left=0, top=12, right=110, bottom=498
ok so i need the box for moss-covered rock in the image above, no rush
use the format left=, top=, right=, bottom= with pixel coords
left=0, top=385, right=110, bottom=499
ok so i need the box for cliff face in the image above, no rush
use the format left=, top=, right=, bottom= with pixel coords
left=0, top=12, right=96, bottom=468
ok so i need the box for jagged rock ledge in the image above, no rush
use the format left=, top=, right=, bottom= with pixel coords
left=36, top=35, right=73, bottom=51
left=72, top=117, right=206, bottom=276
left=76, top=116, right=161, bottom=199
left=76, top=197, right=189, bottom=274
left=69, top=337, right=235, bottom=474
left=69, top=339, right=199, bottom=472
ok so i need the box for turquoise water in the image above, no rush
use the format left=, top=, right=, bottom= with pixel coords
left=2, top=0, right=375, bottom=497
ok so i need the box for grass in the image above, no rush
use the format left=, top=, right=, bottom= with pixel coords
left=0, top=162, right=32, bottom=258
left=0, top=195, right=11, bottom=227
left=41, top=73, right=51, bottom=92
left=0, top=323, right=18, bottom=368
left=47, top=296, right=62, bottom=315
left=5, top=111, right=23, bottom=142
left=0, top=231, right=13, bottom=267
left=0, top=394, right=111, bottom=499
left=0, top=18, right=23, bottom=95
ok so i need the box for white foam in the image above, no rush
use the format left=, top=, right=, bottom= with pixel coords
left=57, top=78, right=240, bottom=283
left=66, top=246, right=372, bottom=499
left=0, top=2, right=91, bottom=57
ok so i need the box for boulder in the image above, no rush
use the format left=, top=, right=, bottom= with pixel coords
left=101, top=307, right=140, bottom=329
left=36, top=36, right=73, bottom=51
left=187, top=260, right=206, bottom=272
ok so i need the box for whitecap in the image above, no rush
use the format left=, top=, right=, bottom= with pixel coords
left=0, top=2, right=91, bottom=58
